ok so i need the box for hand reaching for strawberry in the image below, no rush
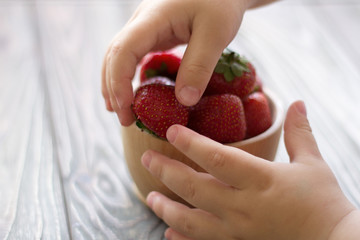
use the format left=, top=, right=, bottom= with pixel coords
left=102, top=0, right=360, bottom=239
left=141, top=101, right=360, bottom=240
left=101, top=0, right=271, bottom=126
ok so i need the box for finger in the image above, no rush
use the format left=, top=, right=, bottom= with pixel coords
left=166, top=125, right=273, bottom=189
left=284, top=101, right=322, bottom=162
left=103, top=33, right=136, bottom=125
left=106, top=15, right=157, bottom=126
left=104, top=38, right=122, bottom=112
left=105, top=48, right=126, bottom=124
left=141, top=150, right=235, bottom=215
left=175, top=29, right=225, bottom=107
left=174, top=9, right=241, bottom=107
left=104, top=40, right=135, bottom=126
left=101, top=45, right=114, bottom=111
left=165, top=228, right=193, bottom=240
left=147, top=192, right=223, bottom=240
left=107, top=16, right=169, bottom=125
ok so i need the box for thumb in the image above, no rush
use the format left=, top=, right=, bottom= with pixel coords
left=174, top=16, right=237, bottom=106
left=175, top=41, right=223, bottom=106
left=284, top=101, right=322, bottom=163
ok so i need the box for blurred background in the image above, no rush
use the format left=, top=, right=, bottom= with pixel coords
left=0, top=0, right=359, bottom=239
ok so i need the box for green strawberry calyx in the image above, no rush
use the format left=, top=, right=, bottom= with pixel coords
left=145, top=62, right=168, bottom=79
left=135, top=119, right=163, bottom=139
left=214, top=50, right=250, bottom=82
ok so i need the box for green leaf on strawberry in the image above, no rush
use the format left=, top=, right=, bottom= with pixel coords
left=214, top=62, right=228, bottom=74
left=205, top=49, right=256, bottom=99
left=144, top=68, right=157, bottom=79
left=214, top=50, right=251, bottom=82
left=224, top=67, right=235, bottom=82
left=140, top=51, right=181, bottom=82
left=135, top=119, right=161, bottom=139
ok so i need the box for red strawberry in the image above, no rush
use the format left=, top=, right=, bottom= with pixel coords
left=243, top=92, right=272, bottom=138
left=188, top=94, right=246, bottom=143
left=132, top=83, right=189, bottom=139
left=140, top=51, right=181, bottom=82
left=204, top=50, right=256, bottom=99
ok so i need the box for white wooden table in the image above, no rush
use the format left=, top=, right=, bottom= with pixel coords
left=1, top=1, right=359, bottom=239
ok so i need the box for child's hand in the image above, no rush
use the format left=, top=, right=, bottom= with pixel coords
left=141, top=101, right=358, bottom=240
left=101, top=0, right=248, bottom=126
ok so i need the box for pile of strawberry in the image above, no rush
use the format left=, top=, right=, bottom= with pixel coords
left=132, top=49, right=272, bottom=144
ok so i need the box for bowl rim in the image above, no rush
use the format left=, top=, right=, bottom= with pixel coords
left=227, top=88, right=284, bottom=147
left=129, top=88, right=284, bottom=146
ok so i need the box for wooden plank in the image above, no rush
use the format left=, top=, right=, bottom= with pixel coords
left=0, top=3, right=70, bottom=239
left=33, top=2, right=167, bottom=239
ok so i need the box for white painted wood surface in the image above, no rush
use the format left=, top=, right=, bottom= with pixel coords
left=0, top=1, right=359, bottom=239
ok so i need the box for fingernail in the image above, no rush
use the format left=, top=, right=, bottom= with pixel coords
left=117, top=108, right=135, bottom=126
left=166, top=125, right=178, bottom=143
left=164, top=228, right=172, bottom=239
left=106, top=99, right=114, bottom=111
left=146, top=192, right=157, bottom=208
left=141, top=151, right=152, bottom=169
left=296, top=101, right=307, bottom=117
left=116, top=112, right=127, bottom=126
left=178, top=86, right=201, bottom=106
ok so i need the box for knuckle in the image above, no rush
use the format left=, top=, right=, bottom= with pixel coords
left=294, top=118, right=313, bottom=134
left=107, top=42, right=126, bottom=64
left=182, top=179, right=196, bottom=201
left=179, top=134, right=192, bottom=153
left=254, top=176, right=272, bottom=191
left=185, top=62, right=213, bottom=79
left=178, top=214, right=194, bottom=235
left=109, top=41, right=124, bottom=57
left=208, top=149, right=227, bottom=169
left=152, top=161, right=165, bottom=181
left=252, top=166, right=274, bottom=191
